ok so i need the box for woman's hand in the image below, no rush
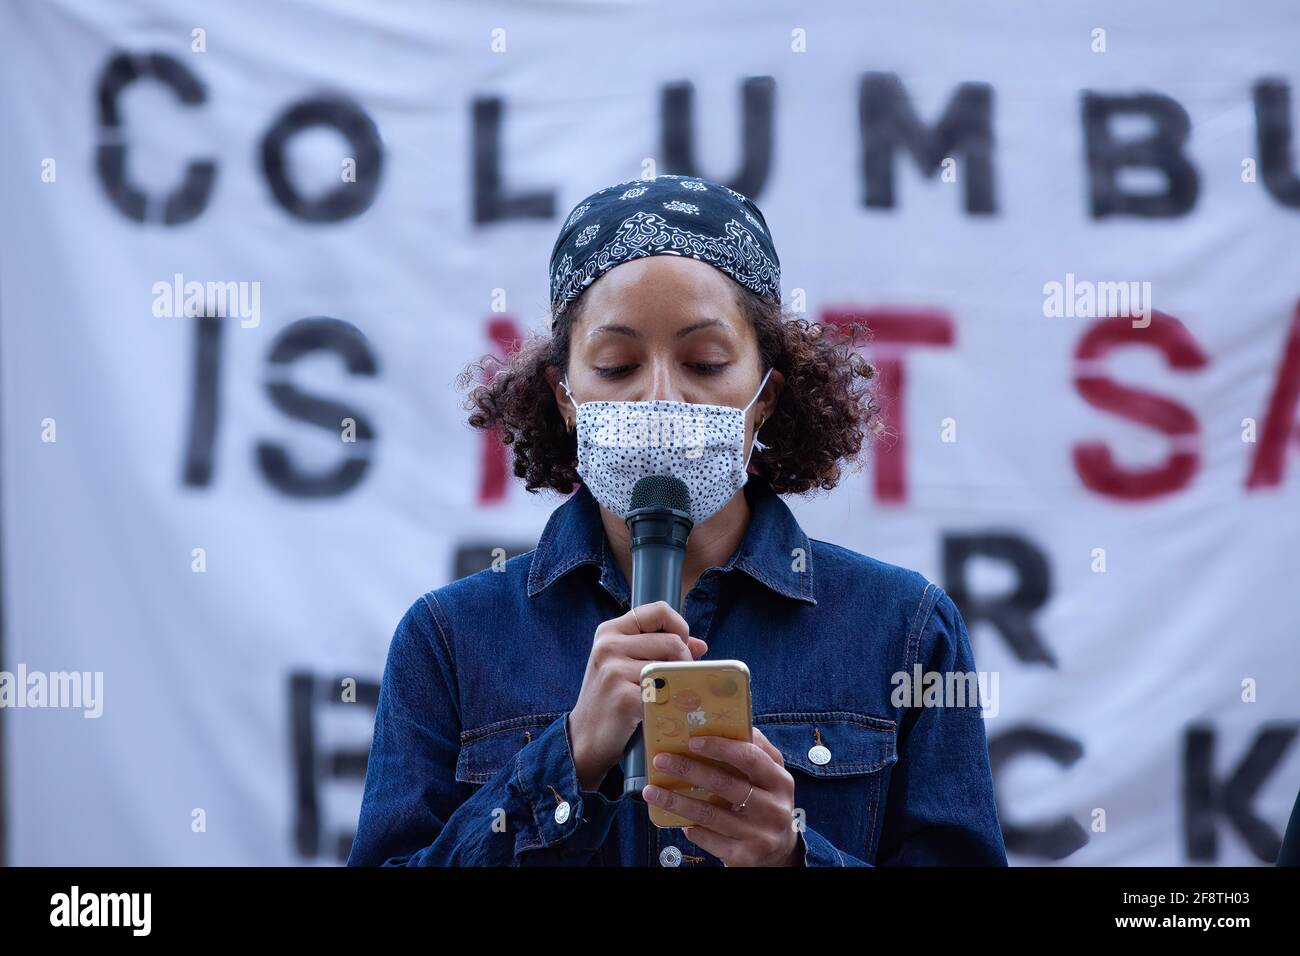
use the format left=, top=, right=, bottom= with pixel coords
left=642, top=727, right=802, bottom=867
left=568, top=601, right=708, bottom=791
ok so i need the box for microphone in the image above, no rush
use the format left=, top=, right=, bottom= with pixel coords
left=620, top=475, right=694, bottom=800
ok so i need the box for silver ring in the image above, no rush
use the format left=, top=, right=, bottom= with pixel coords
left=630, top=605, right=644, bottom=632
left=732, top=783, right=755, bottom=813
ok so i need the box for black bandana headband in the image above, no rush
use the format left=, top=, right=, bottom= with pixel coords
left=548, top=175, right=781, bottom=319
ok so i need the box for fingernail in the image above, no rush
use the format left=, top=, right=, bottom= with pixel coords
left=643, top=785, right=661, bottom=802
left=688, top=737, right=705, bottom=751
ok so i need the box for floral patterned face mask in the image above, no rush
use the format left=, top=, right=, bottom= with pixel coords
left=560, top=368, right=773, bottom=523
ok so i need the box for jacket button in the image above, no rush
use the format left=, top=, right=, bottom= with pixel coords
left=808, top=744, right=832, bottom=765
left=554, top=800, right=571, bottom=825
left=658, top=846, right=682, bottom=867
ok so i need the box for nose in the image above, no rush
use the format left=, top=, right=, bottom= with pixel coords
left=644, top=359, right=685, bottom=403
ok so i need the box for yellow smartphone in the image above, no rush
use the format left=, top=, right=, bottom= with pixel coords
left=640, top=659, right=753, bottom=829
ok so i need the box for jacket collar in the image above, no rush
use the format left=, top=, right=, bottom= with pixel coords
left=527, top=477, right=816, bottom=606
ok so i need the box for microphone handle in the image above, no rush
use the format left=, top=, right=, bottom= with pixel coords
left=620, top=532, right=687, bottom=801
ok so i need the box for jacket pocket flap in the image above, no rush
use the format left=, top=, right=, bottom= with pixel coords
left=755, top=711, right=897, bottom=777
left=455, top=713, right=563, bottom=784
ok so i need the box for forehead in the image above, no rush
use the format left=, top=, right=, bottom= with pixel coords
left=572, top=256, right=748, bottom=338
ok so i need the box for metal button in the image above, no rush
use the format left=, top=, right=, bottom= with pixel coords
left=808, top=744, right=832, bottom=765
left=553, top=800, right=571, bottom=825
left=658, top=845, right=682, bottom=867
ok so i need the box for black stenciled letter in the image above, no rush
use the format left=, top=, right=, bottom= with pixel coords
left=660, top=76, right=775, bottom=201
left=858, top=72, right=995, bottom=214
left=1253, top=79, right=1300, bottom=209
left=258, top=317, right=378, bottom=498
left=1082, top=92, right=1199, bottom=218
left=290, top=671, right=379, bottom=861
left=989, top=726, right=1089, bottom=860
left=261, top=97, right=384, bottom=222
left=95, top=52, right=216, bottom=224
left=1184, top=722, right=1298, bottom=862
left=182, top=314, right=224, bottom=486
left=943, top=532, right=1054, bottom=667
left=471, top=96, right=555, bottom=224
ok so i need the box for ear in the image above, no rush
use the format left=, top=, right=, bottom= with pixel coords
left=545, top=365, right=576, bottom=431
left=754, top=368, right=785, bottom=426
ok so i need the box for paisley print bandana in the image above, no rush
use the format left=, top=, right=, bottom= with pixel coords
left=548, top=175, right=781, bottom=317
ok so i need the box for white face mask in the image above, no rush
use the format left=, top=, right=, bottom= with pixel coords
left=561, top=368, right=774, bottom=523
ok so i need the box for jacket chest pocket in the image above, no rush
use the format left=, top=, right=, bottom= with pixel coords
left=755, top=711, right=898, bottom=863
left=455, top=713, right=564, bottom=785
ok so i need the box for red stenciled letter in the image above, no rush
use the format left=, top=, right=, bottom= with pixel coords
left=478, top=316, right=524, bottom=504
left=1072, top=310, right=1209, bottom=500
left=821, top=307, right=955, bottom=504
left=1246, top=302, right=1300, bottom=490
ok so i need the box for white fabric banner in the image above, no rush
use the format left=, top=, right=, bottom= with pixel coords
left=1, top=0, right=1297, bottom=865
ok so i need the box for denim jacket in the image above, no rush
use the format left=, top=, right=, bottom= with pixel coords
left=348, top=477, right=1008, bottom=866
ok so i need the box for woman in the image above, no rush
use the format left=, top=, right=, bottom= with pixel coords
left=348, top=175, right=1007, bottom=866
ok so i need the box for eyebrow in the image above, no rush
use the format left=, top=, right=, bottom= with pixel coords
left=591, top=318, right=728, bottom=339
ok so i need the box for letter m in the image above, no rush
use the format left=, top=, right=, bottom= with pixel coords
left=858, top=72, right=996, bottom=214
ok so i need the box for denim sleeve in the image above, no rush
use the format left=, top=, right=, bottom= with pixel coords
left=347, top=594, right=624, bottom=866
left=875, top=588, right=1009, bottom=865
left=797, top=824, right=872, bottom=866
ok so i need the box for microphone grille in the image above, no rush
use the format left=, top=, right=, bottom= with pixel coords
left=629, top=475, right=692, bottom=515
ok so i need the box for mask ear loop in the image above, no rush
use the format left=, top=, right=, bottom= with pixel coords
left=743, top=367, right=774, bottom=415
left=742, top=368, right=775, bottom=469
left=560, top=376, right=578, bottom=433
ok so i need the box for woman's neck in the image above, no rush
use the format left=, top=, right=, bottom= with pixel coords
left=599, top=489, right=751, bottom=603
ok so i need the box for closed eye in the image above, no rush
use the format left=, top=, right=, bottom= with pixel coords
left=594, top=362, right=728, bottom=378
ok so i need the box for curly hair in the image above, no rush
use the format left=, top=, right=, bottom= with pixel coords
left=458, top=284, right=882, bottom=497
